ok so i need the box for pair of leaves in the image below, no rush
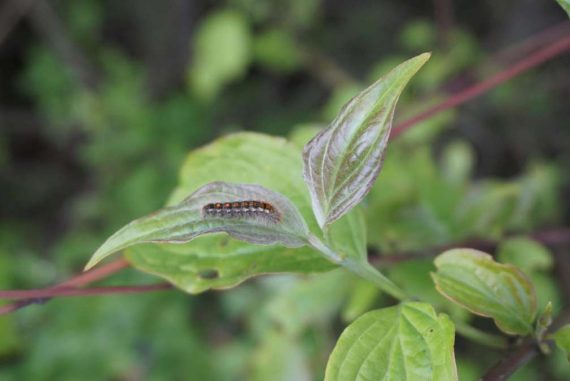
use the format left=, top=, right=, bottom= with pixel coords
left=325, top=302, right=457, bottom=381
left=86, top=53, right=430, bottom=294
left=89, top=133, right=337, bottom=292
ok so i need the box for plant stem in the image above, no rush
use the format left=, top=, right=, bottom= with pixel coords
left=481, top=309, right=570, bottom=381
left=391, top=35, right=570, bottom=139
left=480, top=340, right=539, bottom=381
left=0, top=258, right=129, bottom=315
left=343, top=260, right=409, bottom=301
left=454, top=320, right=508, bottom=349
left=307, top=234, right=408, bottom=301
left=0, top=284, right=172, bottom=299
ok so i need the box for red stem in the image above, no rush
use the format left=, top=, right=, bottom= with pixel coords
left=480, top=341, right=539, bottom=381
left=493, top=22, right=570, bottom=65
left=0, top=283, right=172, bottom=299
left=391, top=35, right=570, bottom=139
left=0, top=258, right=129, bottom=315
left=59, top=258, right=130, bottom=287
left=481, top=310, right=570, bottom=381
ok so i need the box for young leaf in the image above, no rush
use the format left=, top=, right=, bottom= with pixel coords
left=432, top=248, right=537, bottom=335
left=552, top=325, right=570, bottom=361
left=325, top=302, right=457, bottom=381
left=303, top=53, right=430, bottom=228
left=85, top=181, right=309, bottom=270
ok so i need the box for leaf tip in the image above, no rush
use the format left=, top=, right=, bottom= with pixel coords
left=83, top=258, right=98, bottom=272
left=412, top=52, right=431, bottom=70
left=83, top=247, right=107, bottom=271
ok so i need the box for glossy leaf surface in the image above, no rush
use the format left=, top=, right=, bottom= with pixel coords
left=303, top=53, right=430, bottom=228
left=432, top=248, right=537, bottom=335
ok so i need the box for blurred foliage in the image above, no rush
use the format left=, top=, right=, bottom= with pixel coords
left=1, top=0, right=568, bottom=380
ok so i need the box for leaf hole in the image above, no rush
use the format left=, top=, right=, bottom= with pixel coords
left=199, top=269, right=219, bottom=279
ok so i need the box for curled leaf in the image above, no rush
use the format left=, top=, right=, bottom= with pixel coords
left=85, top=181, right=309, bottom=270
left=303, top=53, right=430, bottom=228
left=432, top=248, right=537, bottom=335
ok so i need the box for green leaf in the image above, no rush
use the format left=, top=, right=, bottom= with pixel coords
left=552, top=325, right=570, bottom=361
left=85, top=181, right=310, bottom=270
left=497, top=237, right=553, bottom=273
left=189, top=9, right=251, bottom=100
left=303, top=53, right=430, bottom=228
left=432, top=248, right=537, bottom=335
left=325, top=302, right=457, bottom=381
left=125, top=133, right=364, bottom=292
left=555, top=0, right=570, bottom=18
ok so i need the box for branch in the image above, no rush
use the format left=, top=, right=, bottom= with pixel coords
left=480, top=340, right=540, bottom=381
left=2, top=226, right=568, bottom=316
left=493, top=22, right=570, bottom=66
left=391, top=34, right=570, bottom=139
left=0, top=283, right=172, bottom=299
left=481, top=310, right=570, bottom=381
left=0, top=258, right=129, bottom=315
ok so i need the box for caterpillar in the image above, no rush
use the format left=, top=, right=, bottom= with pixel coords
left=202, top=200, right=280, bottom=222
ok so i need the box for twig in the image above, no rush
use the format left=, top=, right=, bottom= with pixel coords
left=480, top=310, right=570, bottom=381
left=391, top=35, right=570, bottom=139
left=3, top=227, right=568, bottom=316
left=58, top=258, right=130, bottom=288
left=480, top=340, right=539, bottom=381
left=0, top=258, right=129, bottom=316
left=493, top=22, right=570, bottom=66
left=0, top=284, right=172, bottom=300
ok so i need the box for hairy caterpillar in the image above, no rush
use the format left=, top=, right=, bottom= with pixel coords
left=202, top=200, right=280, bottom=222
